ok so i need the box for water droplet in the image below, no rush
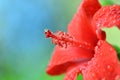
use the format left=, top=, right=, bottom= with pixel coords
left=113, top=20, right=116, bottom=24
left=97, top=64, right=100, bottom=68
left=102, top=69, right=106, bottom=72
left=110, top=48, right=113, bottom=51
left=107, top=65, right=111, bottom=69
left=97, top=41, right=101, bottom=46
left=44, top=29, right=49, bottom=32
left=92, top=73, right=95, bottom=77
left=84, top=42, right=88, bottom=45
left=95, top=46, right=99, bottom=50
left=101, top=77, right=106, bottom=80
left=113, top=59, right=117, bottom=63
left=79, top=45, right=82, bottom=47
left=115, top=75, right=120, bottom=80
left=96, top=30, right=99, bottom=34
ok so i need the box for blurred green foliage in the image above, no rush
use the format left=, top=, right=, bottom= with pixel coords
left=99, top=0, right=114, bottom=6
left=102, top=27, right=120, bottom=49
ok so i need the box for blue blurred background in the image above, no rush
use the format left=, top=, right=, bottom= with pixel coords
left=0, top=0, right=81, bottom=80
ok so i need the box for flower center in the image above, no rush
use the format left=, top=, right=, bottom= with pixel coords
left=45, top=29, right=94, bottom=50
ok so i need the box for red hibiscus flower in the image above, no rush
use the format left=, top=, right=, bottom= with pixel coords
left=45, top=0, right=120, bottom=80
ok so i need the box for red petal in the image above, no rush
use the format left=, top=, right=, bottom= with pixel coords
left=46, top=0, right=101, bottom=76
left=82, top=40, right=120, bottom=80
left=92, top=5, right=120, bottom=39
left=67, top=0, right=100, bottom=47
left=81, top=0, right=101, bottom=17
left=64, top=62, right=87, bottom=80
left=46, top=46, right=94, bottom=75
left=93, top=5, right=120, bottom=28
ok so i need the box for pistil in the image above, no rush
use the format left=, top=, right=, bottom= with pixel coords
left=45, top=29, right=94, bottom=50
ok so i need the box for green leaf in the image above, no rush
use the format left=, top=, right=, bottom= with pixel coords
left=99, top=0, right=114, bottom=6
left=113, top=45, right=120, bottom=60
left=77, top=74, right=83, bottom=80
left=102, top=27, right=120, bottom=59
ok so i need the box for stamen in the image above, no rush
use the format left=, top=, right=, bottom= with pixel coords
left=45, top=29, right=94, bottom=50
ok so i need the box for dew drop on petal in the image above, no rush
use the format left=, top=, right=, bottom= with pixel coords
left=113, top=20, right=116, bottom=24
left=102, top=69, right=106, bottom=72
left=96, top=30, right=99, bottom=35
left=84, top=42, right=88, bottom=45
left=92, top=73, right=95, bottom=77
left=109, top=48, right=113, bottom=51
left=115, top=75, right=120, bottom=80
left=95, top=46, right=99, bottom=50
left=107, top=65, right=111, bottom=69
left=97, top=64, right=100, bottom=68
left=101, top=77, right=106, bottom=80
left=97, top=40, right=101, bottom=46
left=79, top=45, right=82, bottom=47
